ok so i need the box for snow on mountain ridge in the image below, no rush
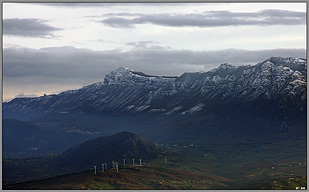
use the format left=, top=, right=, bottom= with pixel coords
left=218, top=63, right=237, bottom=70
left=3, top=57, right=306, bottom=117
left=103, top=67, right=176, bottom=87
left=114, top=67, right=135, bottom=72
left=67, top=57, right=306, bottom=94
left=271, top=57, right=306, bottom=65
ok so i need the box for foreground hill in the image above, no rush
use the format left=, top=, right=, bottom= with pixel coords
left=5, top=168, right=306, bottom=190
left=3, top=165, right=231, bottom=190
left=4, top=137, right=306, bottom=190
left=3, top=131, right=163, bottom=185
left=53, top=131, right=163, bottom=173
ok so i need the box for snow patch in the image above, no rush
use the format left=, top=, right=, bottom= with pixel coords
left=181, top=103, right=204, bottom=115
left=166, top=106, right=182, bottom=115
left=135, top=105, right=150, bottom=111
left=262, top=61, right=274, bottom=71
left=212, top=75, right=222, bottom=83
left=149, top=108, right=166, bottom=112
left=218, top=63, right=236, bottom=70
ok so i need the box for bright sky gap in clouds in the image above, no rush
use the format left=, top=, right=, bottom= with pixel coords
left=2, top=3, right=307, bottom=102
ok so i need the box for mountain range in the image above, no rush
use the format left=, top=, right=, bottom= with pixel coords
left=3, top=56, right=307, bottom=157
left=4, top=57, right=306, bottom=116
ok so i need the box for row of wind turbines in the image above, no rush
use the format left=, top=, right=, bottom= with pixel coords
left=92, top=158, right=144, bottom=175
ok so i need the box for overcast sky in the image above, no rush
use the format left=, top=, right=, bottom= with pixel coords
left=3, top=3, right=307, bottom=102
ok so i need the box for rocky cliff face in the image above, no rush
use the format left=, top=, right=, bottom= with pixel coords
left=3, top=57, right=306, bottom=119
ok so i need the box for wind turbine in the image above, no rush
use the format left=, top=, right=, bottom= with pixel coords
left=123, top=159, right=126, bottom=166
left=112, top=160, right=115, bottom=169
left=132, top=158, right=135, bottom=166
left=93, top=165, right=97, bottom=175
left=116, top=162, right=119, bottom=173
left=105, top=163, right=107, bottom=170
left=101, top=163, right=105, bottom=172
left=139, top=158, right=142, bottom=166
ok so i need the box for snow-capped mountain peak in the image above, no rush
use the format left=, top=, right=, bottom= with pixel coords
left=3, top=57, right=306, bottom=118
left=104, top=67, right=176, bottom=86
left=114, top=67, right=135, bottom=73
left=218, top=63, right=237, bottom=70
left=269, top=56, right=306, bottom=65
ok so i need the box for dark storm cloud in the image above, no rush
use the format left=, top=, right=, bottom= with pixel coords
left=3, top=46, right=306, bottom=84
left=100, top=9, right=306, bottom=28
left=3, top=18, right=61, bottom=38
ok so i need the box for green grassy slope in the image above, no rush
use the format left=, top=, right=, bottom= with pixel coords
left=3, top=136, right=306, bottom=190
left=3, top=165, right=230, bottom=190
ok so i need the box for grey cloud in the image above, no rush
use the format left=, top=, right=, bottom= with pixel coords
left=38, top=3, right=113, bottom=8
left=101, top=17, right=135, bottom=28
left=15, top=93, right=39, bottom=98
left=42, top=3, right=173, bottom=8
left=96, top=39, right=116, bottom=44
left=3, top=46, right=306, bottom=81
left=126, top=41, right=159, bottom=49
left=3, top=18, right=61, bottom=38
left=3, top=46, right=306, bottom=101
left=100, top=9, right=306, bottom=28
left=102, top=12, right=143, bottom=17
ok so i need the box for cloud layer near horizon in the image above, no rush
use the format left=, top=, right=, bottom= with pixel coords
left=3, top=45, right=306, bottom=101
left=101, top=9, right=306, bottom=28
left=4, top=45, right=306, bottom=79
left=3, top=18, right=61, bottom=38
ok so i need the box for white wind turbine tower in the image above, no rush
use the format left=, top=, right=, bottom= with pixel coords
left=132, top=158, right=135, bottom=166
left=139, top=158, right=142, bottom=166
left=112, top=160, right=115, bottom=169
left=105, top=163, right=107, bottom=170
left=116, top=162, right=119, bottom=173
left=101, top=163, right=105, bottom=172
left=123, top=159, right=126, bottom=167
left=93, top=165, right=97, bottom=175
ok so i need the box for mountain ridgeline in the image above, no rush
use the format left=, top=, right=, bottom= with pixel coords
left=3, top=57, right=307, bottom=156
left=4, top=57, right=306, bottom=117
